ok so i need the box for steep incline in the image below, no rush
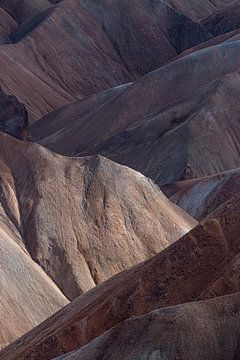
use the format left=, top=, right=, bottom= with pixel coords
left=166, top=0, right=235, bottom=20
left=0, top=212, right=68, bottom=349
left=0, top=0, right=51, bottom=24
left=3, top=192, right=240, bottom=359
left=203, top=2, right=240, bottom=36
left=0, top=87, right=30, bottom=139
left=0, top=42, right=74, bottom=123
left=0, top=0, right=212, bottom=122
left=55, top=293, right=240, bottom=360
left=76, top=0, right=211, bottom=77
left=0, top=7, right=17, bottom=39
left=32, top=40, right=240, bottom=185
left=163, top=168, right=240, bottom=220
left=0, top=133, right=196, bottom=300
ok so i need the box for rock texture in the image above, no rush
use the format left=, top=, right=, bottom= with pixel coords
left=202, top=2, right=240, bottom=37
left=0, top=87, right=29, bottom=139
left=3, top=192, right=240, bottom=359
left=2, top=2, right=240, bottom=359
left=163, top=168, right=240, bottom=220
left=0, top=0, right=51, bottom=24
left=0, top=0, right=214, bottom=123
left=1, top=0, right=236, bottom=124
left=32, top=40, right=240, bottom=185
left=0, top=132, right=195, bottom=301
left=0, top=211, right=68, bottom=350
left=166, top=0, right=235, bottom=20
left=55, top=293, right=240, bottom=360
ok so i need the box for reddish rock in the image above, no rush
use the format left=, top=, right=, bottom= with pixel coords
left=1, top=2, right=240, bottom=359
left=0, top=133, right=196, bottom=301
left=0, top=207, right=68, bottom=350
left=55, top=293, right=240, bottom=360
left=0, top=0, right=213, bottom=123
left=2, top=192, right=240, bottom=359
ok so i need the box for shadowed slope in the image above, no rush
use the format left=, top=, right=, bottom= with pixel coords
left=0, top=42, right=74, bottom=123
left=0, top=0, right=213, bottom=123
left=0, top=7, right=17, bottom=39
left=75, top=0, right=211, bottom=77
left=203, top=2, right=240, bottom=37
left=0, top=0, right=51, bottom=24
left=2, top=192, right=240, bottom=359
left=166, top=0, right=235, bottom=20
left=32, top=40, right=240, bottom=185
left=55, top=293, right=240, bottom=360
left=163, top=168, right=240, bottom=220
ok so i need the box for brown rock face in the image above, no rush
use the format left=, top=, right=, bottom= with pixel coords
left=163, top=168, right=240, bottom=220
left=32, top=40, right=240, bottom=185
left=55, top=293, right=240, bottom=360
left=0, top=0, right=213, bottom=123
left=2, top=2, right=240, bottom=359
left=0, top=133, right=196, bottom=301
left=0, top=207, right=68, bottom=350
left=3, top=192, right=240, bottom=360
left=0, top=87, right=29, bottom=140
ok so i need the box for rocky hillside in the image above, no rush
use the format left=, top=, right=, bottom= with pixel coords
left=0, top=133, right=196, bottom=348
left=1, top=1, right=240, bottom=359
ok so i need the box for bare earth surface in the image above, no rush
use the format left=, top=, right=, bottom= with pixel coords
left=2, top=192, right=240, bottom=359
left=0, top=132, right=196, bottom=348
left=55, top=293, right=240, bottom=360
left=32, top=40, right=240, bottom=186
left=163, top=168, right=240, bottom=220
left=1, top=1, right=240, bottom=359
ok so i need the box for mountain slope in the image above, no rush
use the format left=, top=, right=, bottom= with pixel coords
left=163, top=168, right=240, bottom=220
left=55, top=293, right=240, bottom=360
left=0, top=0, right=51, bottom=24
left=32, top=40, right=240, bottom=185
left=0, top=213, right=68, bottom=349
left=166, top=0, right=235, bottom=20
left=1, top=1, right=240, bottom=359
left=0, top=87, right=29, bottom=140
left=0, top=133, right=196, bottom=300
left=3, top=192, right=240, bottom=359
left=0, top=0, right=213, bottom=123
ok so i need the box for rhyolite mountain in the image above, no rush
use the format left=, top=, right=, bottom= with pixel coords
left=166, top=0, right=235, bottom=20
left=0, top=132, right=196, bottom=348
left=0, top=0, right=216, bottom=122
left=32, top=39, right=240, bottom=186
left=53, top=293, right=240, bottom=360
left=2, top=191, right=240, bottom=359
left=1, top=1, right=240, bottom=359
